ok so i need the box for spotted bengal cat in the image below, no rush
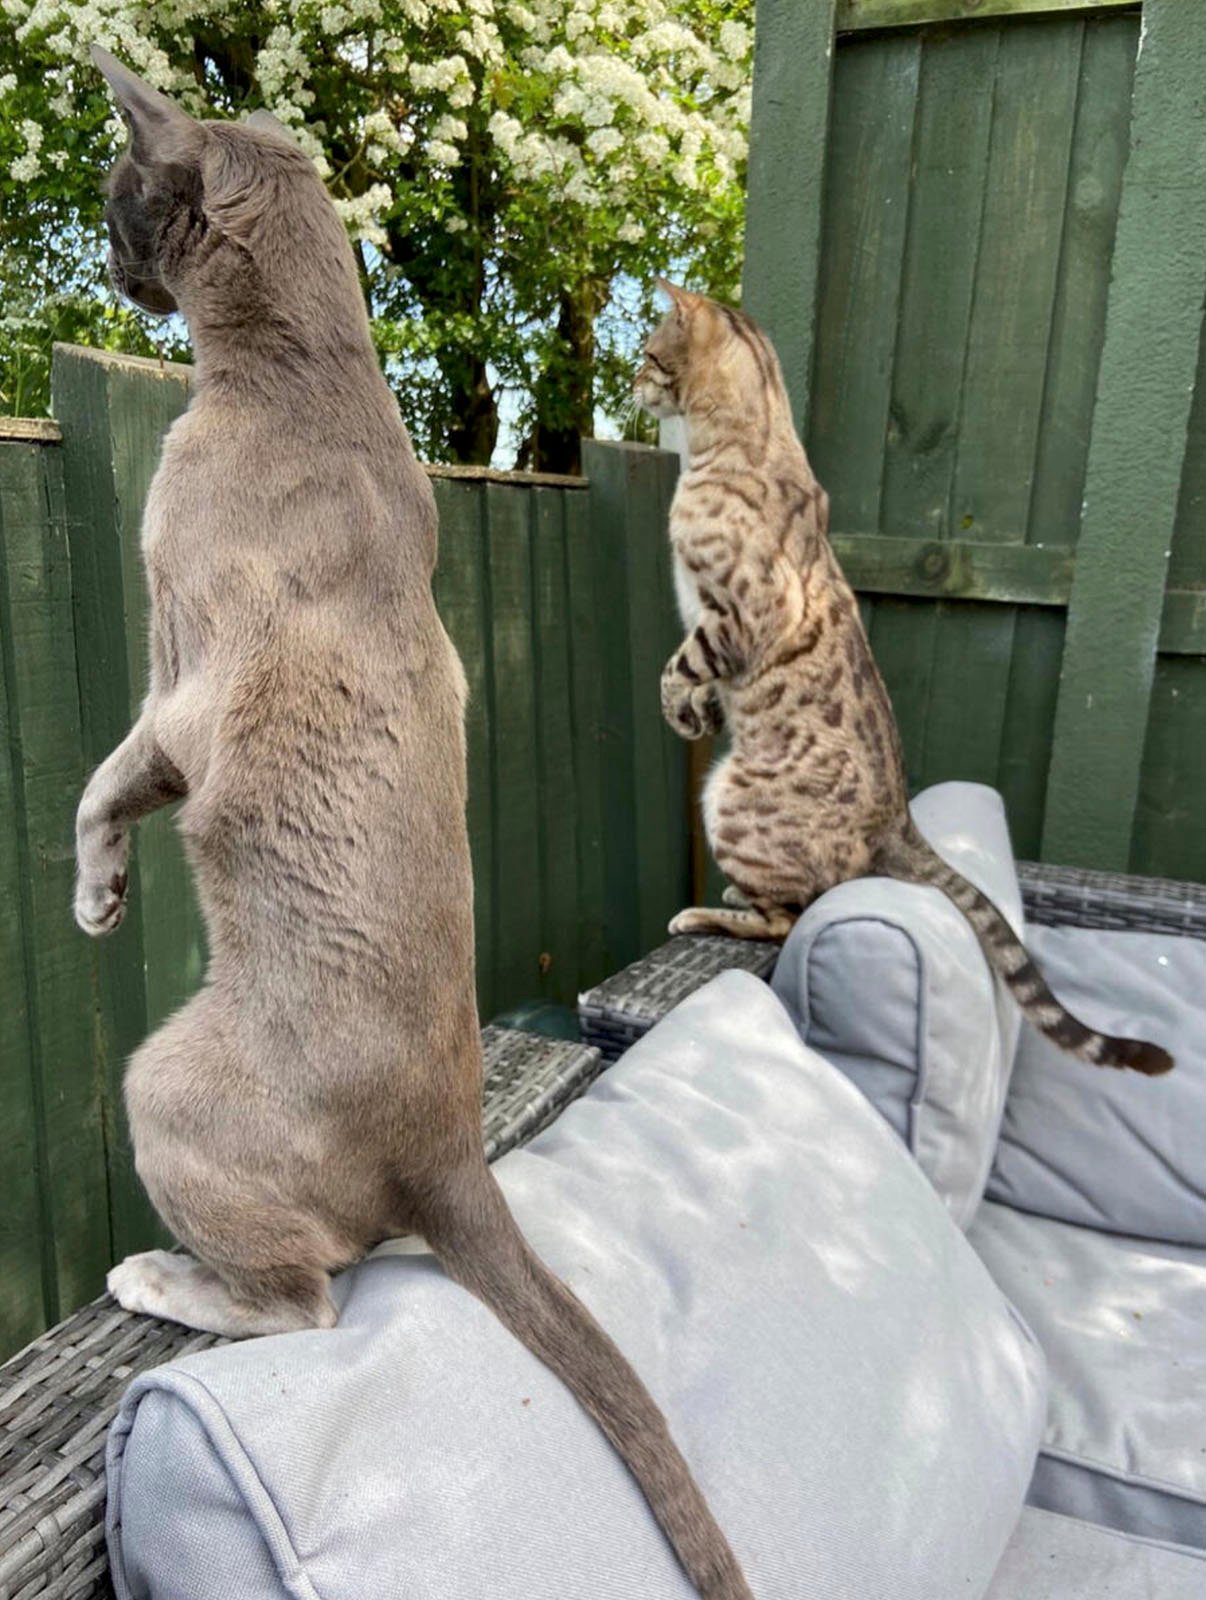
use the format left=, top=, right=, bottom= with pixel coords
left=634, top=281, right=1171, bottom=1076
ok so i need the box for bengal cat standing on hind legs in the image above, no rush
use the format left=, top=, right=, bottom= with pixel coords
left=635, top=280, right=1172, bottom=1078
left=75, top=52, right=752, bottom=1600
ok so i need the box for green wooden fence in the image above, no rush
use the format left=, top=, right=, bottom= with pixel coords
left=0, top=346, right=688, bottom=1356
left=745, top=0, right=1206, bottom=876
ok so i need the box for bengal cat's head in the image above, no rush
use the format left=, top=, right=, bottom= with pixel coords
left=633, top=280, right=789, bottom=424
left=92, top=47, right=357, bottom=333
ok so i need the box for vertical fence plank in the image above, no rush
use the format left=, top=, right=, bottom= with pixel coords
left=743, top=0, right=839, bottom=436
left=880, top=23, right=998, bottom=543
left=0, top=440, right=109, bottom=1320
left=1043, top=1, right=1206, bottom=867
left=581, top=442, right=641, bottom=967
left=1027, top=12, right=1137, bottom=549
left=0, top=446, right=55, bottom=1351
left=809, top=30, right=919, bottom=526
left=563, top=486, right=609, bottom=984
left=530, top=488, right=580, bottom=1000
left=581, top=441, right=689, bottom=964
left=484, top=483, right=543, bottom=1007
left=431, top=478, right=496, bottom=1020
left=950, top=16, right=1083, bottom=542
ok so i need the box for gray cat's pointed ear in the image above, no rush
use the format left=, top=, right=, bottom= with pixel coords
left=91, top=45, right=199, bottom=164
left=246, top=109, right=297, bottom=146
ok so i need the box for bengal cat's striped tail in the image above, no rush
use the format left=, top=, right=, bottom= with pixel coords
left=876, top=823, right=1173, bottom=1076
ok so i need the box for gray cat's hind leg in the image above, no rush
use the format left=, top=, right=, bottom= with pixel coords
left=107, top=1249, right=337, bottom=1337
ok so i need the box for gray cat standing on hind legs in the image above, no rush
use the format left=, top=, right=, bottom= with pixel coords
left=635, top=279, right=1172, bottom=1080
left=75, top=50, right=753, bottom=1600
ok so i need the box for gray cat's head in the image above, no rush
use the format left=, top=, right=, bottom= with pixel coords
left=92, top=47, right=338, bottom=326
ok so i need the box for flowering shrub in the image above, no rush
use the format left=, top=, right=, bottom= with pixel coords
left=0, top=0, right=752, bottom=465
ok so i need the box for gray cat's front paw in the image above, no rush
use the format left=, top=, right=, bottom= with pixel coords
left=75, top=869, right=128, bottom=936
left=74, top=847, right=129, bottom=936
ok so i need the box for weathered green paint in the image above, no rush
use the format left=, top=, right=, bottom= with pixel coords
left=742, top=0, right=838, bottom=436
left=836, top=0, right=1135, bottom=31
left=1043, top=2, right=1206, bottom=869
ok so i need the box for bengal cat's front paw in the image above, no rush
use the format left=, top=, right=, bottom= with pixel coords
left=661, top=671, right=722, bottom=740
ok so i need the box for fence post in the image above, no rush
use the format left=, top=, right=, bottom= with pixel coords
left=1042, top=2, right=1206, bottom=868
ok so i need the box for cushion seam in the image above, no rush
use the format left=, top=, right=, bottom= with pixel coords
left=115, top=1370, right=327, bottom=1600
left=1039, top=1442, right=1206, bottom=1506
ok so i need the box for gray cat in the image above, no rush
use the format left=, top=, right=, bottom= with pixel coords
left=77, top=49, right=752, bottom=1600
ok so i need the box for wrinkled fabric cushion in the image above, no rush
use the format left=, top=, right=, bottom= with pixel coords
left=986, top=1507, right=1206, bottom=1599
left=772, top=781, right=1024, bottom=1229
left=969, top=1200, right=1206, bottom=1548
left=108, top=973, right=1047, bottom=1600
left=987, top=925, right=1206, bottom=1247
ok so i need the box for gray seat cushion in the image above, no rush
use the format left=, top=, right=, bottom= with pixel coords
left=970, top=1200, right=1206, bottom=1548
left=771, top=781, right=1023, bottom=1228
left=107, top=973, right=1046, bottom=1600
left=987, top=1507, right=1206, bottom=1599
left=988, top=924, right=1206, bottom=1247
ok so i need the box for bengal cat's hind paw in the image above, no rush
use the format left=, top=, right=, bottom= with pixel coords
left=669, top=904, right=797, bottom=941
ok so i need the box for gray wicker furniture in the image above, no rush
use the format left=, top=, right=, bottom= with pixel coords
left=579, top=863, right=1206, bottom=1060
left=0, top=1024, right=601, bottom=1600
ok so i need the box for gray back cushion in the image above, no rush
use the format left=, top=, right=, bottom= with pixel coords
left=771, top=781, right=1024, bottom=1229
left=987, top=924, right=1206, bottom=1247
left=107, top=973, right=1046, bottom=1600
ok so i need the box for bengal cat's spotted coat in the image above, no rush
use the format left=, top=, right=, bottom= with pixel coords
left=635, top=282, right=1171, bottom=1077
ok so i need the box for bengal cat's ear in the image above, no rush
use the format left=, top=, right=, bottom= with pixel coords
left=656, top=278, right=699, bottom=322
left=91, top=45, right=200, bottom=167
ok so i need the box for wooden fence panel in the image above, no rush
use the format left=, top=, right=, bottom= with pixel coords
left=752, top=0, right=1206, bottom=878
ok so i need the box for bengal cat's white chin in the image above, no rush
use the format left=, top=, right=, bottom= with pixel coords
left=634, top=383, right=679, bottom=420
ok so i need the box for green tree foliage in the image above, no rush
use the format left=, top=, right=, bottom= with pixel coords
left=0, top=1, right=752, bottom=466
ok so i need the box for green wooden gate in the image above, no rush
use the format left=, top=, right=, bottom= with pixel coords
left=744, top=0, right=1206, bottom=877
left=0, top=347, right=688, bottom=1356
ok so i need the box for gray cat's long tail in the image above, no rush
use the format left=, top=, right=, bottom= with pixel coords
left=876, top=822, right=1173, bottom=1076
left=422, top=1162, right=753, bottom=1600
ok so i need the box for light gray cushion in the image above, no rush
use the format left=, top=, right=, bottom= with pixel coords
left=969, top=1200, right=1206, bottom=1548
left=771, top=780, right=1024, bottom=1229
left=987, top=1507, right=1206, bottom=1599
left=108, top=972, right=1047, bottom=1600
left=987, top=924, right=1206, bottom=1247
